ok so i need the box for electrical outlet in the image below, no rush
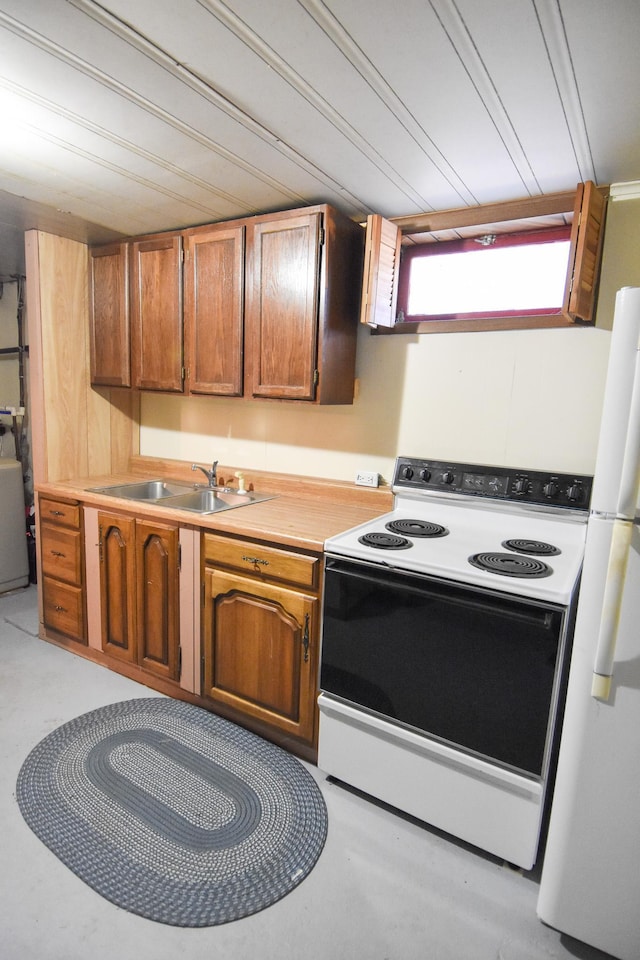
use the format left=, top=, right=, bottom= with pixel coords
left=355, top=470, right=379, bottom=487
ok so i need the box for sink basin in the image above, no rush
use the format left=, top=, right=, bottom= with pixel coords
left=162, top=489, right=275, bottom=514
left=90, top=478, right=276, bottom=514
left=89, top=479, right=194, bottom=500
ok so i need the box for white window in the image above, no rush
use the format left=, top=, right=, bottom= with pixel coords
left=360, top=182, right=606, bottom=333
left=400, top=228, right=571, bottom=322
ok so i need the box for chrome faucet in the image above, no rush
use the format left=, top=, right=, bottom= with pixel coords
left=192, top=460, right=218, bottom=488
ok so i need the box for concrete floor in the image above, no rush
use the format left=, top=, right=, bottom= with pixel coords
left=0, top=585, right=614, bottom=960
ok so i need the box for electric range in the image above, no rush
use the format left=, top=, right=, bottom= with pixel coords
left=318, top=457, right=592, bottom=870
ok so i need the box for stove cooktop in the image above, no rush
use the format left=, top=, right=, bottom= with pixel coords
left=325, top=503, right=586, bottom=603
left=325, top=458, right=593, bottom=604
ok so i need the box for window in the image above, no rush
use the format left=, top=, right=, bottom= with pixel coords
left=397, top=227, right=572, bottom=323
left=360, top=182, right=606, bottom=333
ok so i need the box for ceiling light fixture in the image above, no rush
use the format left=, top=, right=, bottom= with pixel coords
left=474, top=234, right=497, bottom=246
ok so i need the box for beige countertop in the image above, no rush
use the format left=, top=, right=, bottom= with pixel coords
left=37, top=466, right=393, bottom=552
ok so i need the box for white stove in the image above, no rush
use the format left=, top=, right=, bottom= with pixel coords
left=326, top=458, right=591, bottom=603
left=318, top=457, right=593, bottom=870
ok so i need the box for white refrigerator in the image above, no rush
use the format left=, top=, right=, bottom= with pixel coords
left=537, top=286, right=640, bottom=959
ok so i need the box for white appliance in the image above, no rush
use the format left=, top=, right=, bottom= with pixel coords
left=318, top=456, right=592, bottom=869
left=537, top=286, right=640, bottom=959
left=0, top=458, right=28, bottom=593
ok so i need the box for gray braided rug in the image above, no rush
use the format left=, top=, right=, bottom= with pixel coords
left=16, top=698, right=328, bottom=926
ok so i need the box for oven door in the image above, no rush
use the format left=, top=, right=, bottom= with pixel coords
left=320, top=555, right=569, bottom=778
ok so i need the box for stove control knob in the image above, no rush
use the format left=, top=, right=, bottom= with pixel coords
left=513, top=478, right=530, bottom=495
left=419, top=468, right=431, bottom=482
left=441, top=471, right=454, bottom=485
left=543, top=480, right=559, bottom=498
left=401, top=465, right=414, bottom=480
left=567, top=484, right=584, bottom=503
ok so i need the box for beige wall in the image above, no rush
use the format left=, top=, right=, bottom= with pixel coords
left=135, top=184, right=637, bottom=484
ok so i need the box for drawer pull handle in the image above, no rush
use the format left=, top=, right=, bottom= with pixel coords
left=49, top=510, right=64, bottom=517
left=50, top=550, right=66, bottom=558
left=242, top=555, right=269, bottom=566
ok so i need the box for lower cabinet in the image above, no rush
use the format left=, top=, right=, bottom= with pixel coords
left=202, top=533, right=321, bottom=749
left=98, top=511, right=180, bottom=683
left=39, top=501, right=323, bottom=760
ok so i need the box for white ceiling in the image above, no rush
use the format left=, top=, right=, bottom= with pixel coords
left=1, top=0, right=639, bottom=278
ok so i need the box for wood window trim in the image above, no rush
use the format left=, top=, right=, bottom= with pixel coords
left=361, top=182, right=608, bottom=334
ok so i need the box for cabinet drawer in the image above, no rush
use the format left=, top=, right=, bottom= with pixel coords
left=41, top=524, right=83, bottom=585
left=42, top=577, right=85, bottom=643
left=40, top=497, right=81, bottom=529
left=204, top=533, right=320, bottom=590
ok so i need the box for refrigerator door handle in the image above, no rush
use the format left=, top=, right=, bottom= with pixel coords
left=616, top=346, right=640, bottom=518
left=591, top=519, right=633, bottom=701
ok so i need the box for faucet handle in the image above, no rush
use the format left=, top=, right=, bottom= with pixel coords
left=234, top=471, right=246, bottom=493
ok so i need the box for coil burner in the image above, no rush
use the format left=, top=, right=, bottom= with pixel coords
left=469, top=552, right=552, bottom=578
left=386, top=519, right=449, bottom=538
left=502, top=539, right=560, bottom=556
left=358, top=532, right=412, bottom=550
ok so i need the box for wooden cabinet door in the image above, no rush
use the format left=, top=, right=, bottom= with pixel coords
left=360, top=215, right=402, bottom=328
left=98, top=513, right=180, bottom=680
left=562, top=180, right=606, bottom=323
left=99, top=512, right=136, bottom=663
left=130, top=234, right=184, bottom=391
left=184, top=225, right=244, bottom=396
left=89, top=242, right=131, bottom=386
left=136, top=519, right=180, bottom=682
left=203, top=569, right=318, bottom=743
left=245, top=211, right=321, bottom=401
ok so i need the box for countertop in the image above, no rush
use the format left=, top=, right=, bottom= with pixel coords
left=37, top=465, right=393, bottom=553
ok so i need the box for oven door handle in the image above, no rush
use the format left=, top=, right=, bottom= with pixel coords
left=325, top=557, right=560, bottom=628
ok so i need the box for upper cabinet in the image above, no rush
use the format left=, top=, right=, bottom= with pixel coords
left=245, top=206, right=363, bottom=404
left=89, top=203, right=364, bottom=404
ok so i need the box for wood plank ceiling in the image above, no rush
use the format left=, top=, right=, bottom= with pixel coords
left=0, top=0, right=639, bottom=276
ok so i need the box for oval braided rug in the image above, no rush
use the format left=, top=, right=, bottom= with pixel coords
left=16, top=698, right=328, bottom=927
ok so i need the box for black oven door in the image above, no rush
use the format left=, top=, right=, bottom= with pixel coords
left=320, top=556, right=569, bottom=778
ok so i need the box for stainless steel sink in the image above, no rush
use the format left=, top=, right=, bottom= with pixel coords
left=162, top=488, right=275, bottom=514
left=89, top=479, right=195, bottom=500
left=90, top=478, right=276, bottom=514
